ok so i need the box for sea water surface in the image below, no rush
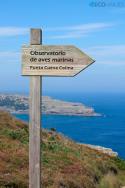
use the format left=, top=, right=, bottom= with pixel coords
left=14, top=93, right=125, bottom=159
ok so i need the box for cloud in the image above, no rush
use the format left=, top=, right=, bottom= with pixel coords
left=86, top=45, right=125, bottom=56
left=46, top=22, right=114, bottom=39
left=85, top=45, right=125, bottom=64
left=46, top=23, right=113, bottom=31
left=49, top=32, right=88, bottom=39
left=0, top=23, right=114, bottom=38
left=0, top=51, right=20, bottom=62
left=0, top=27, right=28, bottom=36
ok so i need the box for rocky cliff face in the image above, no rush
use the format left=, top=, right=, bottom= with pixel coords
left=42, top=96, right=100, bottom=116
left=0, top=95, right=100, bottom=116
left=82, top=144, right=118, bottom=157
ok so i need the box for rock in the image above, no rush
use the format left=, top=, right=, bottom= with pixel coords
left=81, top=144, right=118, bottom=157
left=0, top=95, right=101, bottom=117
left=42, top=96, right=101, bottom=116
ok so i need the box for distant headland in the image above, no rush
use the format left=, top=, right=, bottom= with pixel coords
left=0, top=94, right=101, bottom=116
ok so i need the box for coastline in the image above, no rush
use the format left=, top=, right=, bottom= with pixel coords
left=0, top=94, right=101, bottom=117
left=11, top=111, right=101, bottom=117
left=81, top=143, right=118, bottom=157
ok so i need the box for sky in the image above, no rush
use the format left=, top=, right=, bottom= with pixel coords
left=0, top=0, right=125, bottom=94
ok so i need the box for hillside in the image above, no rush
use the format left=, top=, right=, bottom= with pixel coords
left=0, top=111, right=125, bottom=188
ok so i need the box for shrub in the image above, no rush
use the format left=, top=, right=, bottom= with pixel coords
left=4, top=129, right=28, bottom=144
left=113, top=157, right=125, bottom=170
left=98, top=173, right=121, bottom=188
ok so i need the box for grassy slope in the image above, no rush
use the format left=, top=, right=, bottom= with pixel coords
left=0, top=111, right=125, bottom=188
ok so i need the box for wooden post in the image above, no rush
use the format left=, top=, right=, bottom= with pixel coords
left=29, top=29, right=42, bottom=188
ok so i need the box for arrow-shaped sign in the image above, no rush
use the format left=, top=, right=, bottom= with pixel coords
left=22, top=45, right=95, bottom=76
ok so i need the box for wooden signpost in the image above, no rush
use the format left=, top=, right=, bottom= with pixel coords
left=21, top=28, right=95, bottom=188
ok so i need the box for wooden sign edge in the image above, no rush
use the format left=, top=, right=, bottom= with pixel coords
left=21, top=44, right=95, bottom=77
left=73, top=58, right=95, bottom=77
left=21, top=59, right=95, bottom=77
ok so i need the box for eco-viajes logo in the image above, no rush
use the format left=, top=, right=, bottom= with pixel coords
left=89, top=0, right=125, bottom=7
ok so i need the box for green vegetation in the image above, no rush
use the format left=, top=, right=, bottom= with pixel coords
left=0, top=96, right=28, bottom=111
left=0, top=110, right=125, bottom=188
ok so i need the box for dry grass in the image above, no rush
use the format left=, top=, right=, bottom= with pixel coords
left=97, top=173, right=121, bottom=188
left=0, top=110, right=125, bottom=188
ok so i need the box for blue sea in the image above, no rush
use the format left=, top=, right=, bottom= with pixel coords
left=13, top=93, right=125, bottom=159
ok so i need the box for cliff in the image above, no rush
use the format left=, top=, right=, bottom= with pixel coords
left=0, top=111, right=125, bottom=188
left=0, top=95, right=100, bottom=116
